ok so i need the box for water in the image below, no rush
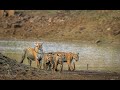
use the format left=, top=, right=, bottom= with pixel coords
left=0, top=40, right=120, bottom=72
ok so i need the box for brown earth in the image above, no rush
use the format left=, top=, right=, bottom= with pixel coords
left=0, top=10, right=120, bottom=44
left=0, top=10, right=120, bottom=80
left=0, top=53, right=120, bottom=80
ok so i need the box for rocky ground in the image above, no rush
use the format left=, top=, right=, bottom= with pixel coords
left=0, top=53, right=120, bottom=80
left=0, top=10, right=120, bottom=44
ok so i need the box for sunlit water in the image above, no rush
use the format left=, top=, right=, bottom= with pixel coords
left=0, top=40, right=120, bottom=72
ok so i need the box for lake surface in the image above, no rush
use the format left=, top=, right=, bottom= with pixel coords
left=0, top=40, right=120, bottom=72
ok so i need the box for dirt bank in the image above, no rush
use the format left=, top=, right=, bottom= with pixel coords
left=0, top=10, right=120, bottom=44
left=0, top=53, right=120, bottom=80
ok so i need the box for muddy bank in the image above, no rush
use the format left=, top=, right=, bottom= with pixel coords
left=0, top=53, right=120, bottom=80
left=0, top=53, right=51, bottom=80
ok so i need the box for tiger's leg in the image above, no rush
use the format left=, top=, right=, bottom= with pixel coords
left=38, top=60, right=42, bottom=70
left=60, top=62, right=63, bottom=72
left=72, top=62, right=75, bottom=71
left=36, top=60, right=39, bottom=69
left=38, top=57, right=43, bottom=70
left=67, top=62, right=73, bottom=71
left=27, top=58, right=32, bottom=70
left=34, top=55, right=40, bottom=69
left=70, top=64, right=74, bottom=71
left=71, top=59, right=76, bottom=71
left=20, top=49, right=27, bottom=63
left=46, top=63, right=49, bottom=70
left=49, top=63, right=52, bottom=71
left=42, top=59, right=46, bottom=70
left=44, top=61, right=48, bottom=70
left=43, top=62, right=46, bottom=70
left=27, top=57, right=32, bottom=67
left=54, top=61, right=58, bottom=71
left=68, top=65, right=71, bottom=71
left=50, top=60, right=55, bottom=73
left=67, top=61, right=71, bottom=71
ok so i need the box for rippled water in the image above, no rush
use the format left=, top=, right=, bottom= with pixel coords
left=0, top=40, right=120, bottom=72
